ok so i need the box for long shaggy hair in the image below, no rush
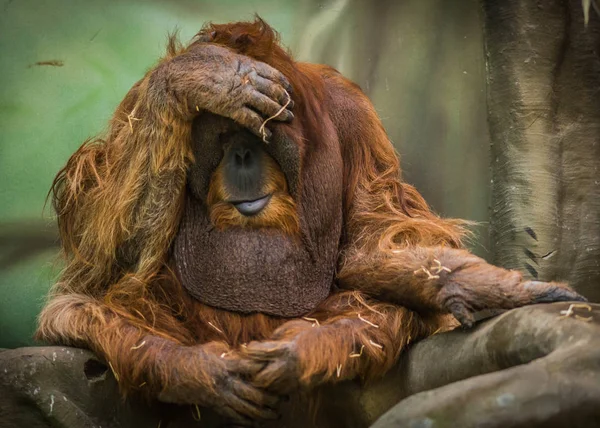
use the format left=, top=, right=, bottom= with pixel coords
left=39, top=17, right=468, bottom=396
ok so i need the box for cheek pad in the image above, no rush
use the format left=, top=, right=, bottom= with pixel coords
left=263, top=129, right=301, bottom=198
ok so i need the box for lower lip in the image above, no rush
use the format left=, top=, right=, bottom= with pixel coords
left=232, top=194, right=272, bottom=216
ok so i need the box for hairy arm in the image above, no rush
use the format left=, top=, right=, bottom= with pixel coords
left=337, top=245, right=583, bottom=326
left=51, top=41, right=293, bottom=291
left=240, top=66, right=584, bottom=398
left=36, top=294, right=276, bottom=423
left=323, top=69, right=583, bottom=326
left=38, top=41, right=291, bottom=423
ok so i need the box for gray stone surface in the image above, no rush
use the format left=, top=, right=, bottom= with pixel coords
left=1, top=302, right=600, bottom=427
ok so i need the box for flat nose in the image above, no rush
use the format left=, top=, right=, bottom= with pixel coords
left=223, top=139, right=264, bottom=201
left=234, top=147, right=254, bottom=169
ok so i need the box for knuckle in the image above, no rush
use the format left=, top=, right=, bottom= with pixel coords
left=235, top=58, right=246, bottom=75
left=227, top=76, right=245, bottom=96
left=229, top=110, right=243, bottom=121
left=251, top=116, right=263, bottom=128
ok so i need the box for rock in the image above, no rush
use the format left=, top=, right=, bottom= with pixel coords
left=1, top=303, right=600, bottom=427
left=0, top=347, right=163, bottom=428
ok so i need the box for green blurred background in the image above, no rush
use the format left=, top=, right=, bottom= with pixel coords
left=0, top=0, right=488, bottom=348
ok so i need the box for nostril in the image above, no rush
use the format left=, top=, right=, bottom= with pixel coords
left=235, top=149, right=253, bottom=168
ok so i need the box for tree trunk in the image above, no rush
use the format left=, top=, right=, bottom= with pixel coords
left=484, top=0, right=600, bottom=302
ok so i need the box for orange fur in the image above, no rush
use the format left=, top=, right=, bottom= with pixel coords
left=35, top=18, right=564, bottom=422
left=37, top=17, right=463, bottom=399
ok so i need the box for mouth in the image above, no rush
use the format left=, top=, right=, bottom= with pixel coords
left=231, top=194, right=272, bottom=216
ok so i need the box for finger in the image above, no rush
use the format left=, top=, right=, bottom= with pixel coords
left=243, top=341, right=290, bottom=360
left=224, top=391, right=279, bottom=421
left=253, top=62, right=293, bottom=94
left=249, top=73, right=294, bottom=108
left=232, top=379, right=280, bottom=408
left=253, top=360, right=295, bottom=393
left=214, top=404, right=256, bottom=427
left=446, top=300, right=475, bottom=328
left=229, top=108, right=271, bottom=140
left=524, top=281, right=588, bottom=304
left=226, top=357, right=265, bottom=378
left=245, top=92, right=293, bottom=122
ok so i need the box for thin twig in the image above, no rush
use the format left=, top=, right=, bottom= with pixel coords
left=559, top=303, right=593, bottom=321
left=353, top=293, right=385, bottom=316
left=130, top=340, right=146, bottom=350
left=369, top=340, right=383, bottom=350
left=127, top=108, right=141, bottom=132
left=358, top=313, right=379, bottom=328
left=302, top=317, right=320, bottom=327
left=413, top=266, right=440, bottom=280
left=431, top=326, right=444, bottom=336
left=192, top=404, right=202, bottom=422
left=259, top=90, right=291, bottom=143
left=207, top=321, right=224, bottom=334
left=432, top=259, right=452, bottom=274
left=350, top=345, right=365, bottom=358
